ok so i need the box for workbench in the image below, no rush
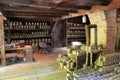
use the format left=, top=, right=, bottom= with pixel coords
left=0, top=45, right=33, bottom=65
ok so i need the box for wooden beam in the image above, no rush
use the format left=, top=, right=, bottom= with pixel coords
left=75, top=0, right=103, bottom=5
left=0, top=0, right=89, bottom=10
left=0, top=0, right=112, bottom=12
left=2, top=6, right=77, bottom=13
left=65, top=5, right=91, bottom=10
left=4, top=9, right=69, bottom=15
left=0, top=1, right=78, bottom=13
left=1, top=5, right=78, bottom=14
left=7, top=16, right=58, bottom=21
left=6, top=13, right=62, bottom=17
left=45, top=0, right=112, bottom=6
left=6, top=14, right=63, bottom=17
left=4, top=10, right=65, bottom=17
left=38, top=1, right=92, bottom=9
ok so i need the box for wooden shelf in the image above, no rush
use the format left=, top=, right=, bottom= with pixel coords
left=10, top=35, right=51, bottom=39
left=4, top=20, right=52, bottom=45
left=67, top=27, right=85, bottom=30
left=66, top=20, right=86, bottom=46
left=5, top=28, right=51, bottom=31
left=4, top=20, right=53, bottom=52
left=67, top=35, right=86, bottom=38
left=67, top=39, right=86, bottom=41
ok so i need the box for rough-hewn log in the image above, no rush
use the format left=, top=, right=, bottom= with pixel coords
left=4, top=9, right=66, bottom=17
left=45, top=0, right=112, bottom=6
left=36, top=1, right=92, bottom=9
left=0, top=1, right=78, bottom=13
left=4, top=9, right=69, bottom=15
left=1, top=5, right=78, bottom=13
left=0, top=0, right=113, bottom=19
left=0, top=0, right=112, bottom=11
left=6, top=13, right=62, bottom=17
left=7, top=16, right=58, bottom=21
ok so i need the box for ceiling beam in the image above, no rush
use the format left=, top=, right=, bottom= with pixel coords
left=0, top=0, right=112, bottom=11
left=3, top=9, right=69, bottom=15
left=1, top=5, right=78, bottom=13
left=44, top=0, right=112, bottom=6
left=0, top=1, right=78, bottom=13
left=7, top=16, right=58, bottom=21
left=5, top=13, right=63, bottom=17
left=4, top=10, right=68, bottom=17
left=34, top=1, right=92, bottom=9
left=0, top=0, right=112, bottom=19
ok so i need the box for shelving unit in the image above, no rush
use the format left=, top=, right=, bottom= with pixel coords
left=4, top=19, right=53, bottom=51
left=66, top=21, right=86, bottom=46
left=64, top=15, right=90, bottom=47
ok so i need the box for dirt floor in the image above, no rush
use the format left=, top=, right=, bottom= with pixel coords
left=0, top=48, right=67, bottom=80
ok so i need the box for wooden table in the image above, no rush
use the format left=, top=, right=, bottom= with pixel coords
left=5, top=45, right=33, bottom=62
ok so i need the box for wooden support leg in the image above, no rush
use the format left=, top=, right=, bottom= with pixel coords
left=83, top=52, right=88, bottom=69
left=90, top=52, right=93, bottom=67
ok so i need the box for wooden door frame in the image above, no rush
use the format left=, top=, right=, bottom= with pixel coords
left=85, top=24, right=97, bottom=46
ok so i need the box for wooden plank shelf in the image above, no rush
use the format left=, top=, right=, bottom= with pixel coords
left=65, top=19, right=86, bottom=46
left=67, top=35, right=86, bottom=38
left=5, top=28, right=51, bottom=31
left=67, top=27, right=85, bottom=30
left=10, top=35, right=51, bottom=39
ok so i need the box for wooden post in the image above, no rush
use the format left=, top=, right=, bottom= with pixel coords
left=85, top=25, right=90, bottom=46
left=85, top=24, right=97, bottom=46
left=0, top=14, right=6, bottom=66
left=66, top=20, right=68, bottom=46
